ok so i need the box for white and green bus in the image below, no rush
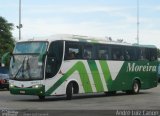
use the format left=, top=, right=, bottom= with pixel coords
left=6, top=34, right=158, bottom=100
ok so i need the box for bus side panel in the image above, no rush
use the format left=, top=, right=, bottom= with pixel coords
left=108, top=61, right=158, bottom=91
left=45, top=60, right=158, bottom=96
left=45, top=60, right=94, bottom=95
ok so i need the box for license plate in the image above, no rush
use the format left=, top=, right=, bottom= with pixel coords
left=20, top=91, right=25, bottom=94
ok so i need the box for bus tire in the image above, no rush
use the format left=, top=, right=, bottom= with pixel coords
left=132, top=80, right=140, bottom=94
left=66, top=83, right=73, bottom=100
left=38, top=95, right=45, bottom=100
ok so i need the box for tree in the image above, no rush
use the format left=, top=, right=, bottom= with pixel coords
left=0, top=16, right=15, bottom=65
left=157, top=48, right=160, bottom=58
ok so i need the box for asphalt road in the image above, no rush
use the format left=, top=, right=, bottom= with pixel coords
left=0, top=85, right=160, bottom=116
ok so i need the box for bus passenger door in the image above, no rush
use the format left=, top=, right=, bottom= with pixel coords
left=45, top=41, right=63, bottom=79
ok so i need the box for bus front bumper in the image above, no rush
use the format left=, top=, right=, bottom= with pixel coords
left=9, top=85, right=45, bottom=96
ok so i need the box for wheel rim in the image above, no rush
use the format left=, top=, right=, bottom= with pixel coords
left=134, top=82, right=139, bottom=93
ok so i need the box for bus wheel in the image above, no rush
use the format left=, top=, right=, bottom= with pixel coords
left=38, top=95, right=45, bottom=100
left=132, top=80, right=140, bottom=94
left=66, top=83, right=73, bottom=100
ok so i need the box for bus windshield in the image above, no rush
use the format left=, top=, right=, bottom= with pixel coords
left=10, top=41, right=48, bottom=80
left=14, top=41, right=48, bottom=54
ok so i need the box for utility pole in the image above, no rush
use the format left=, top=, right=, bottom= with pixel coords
left=137, top=0, right=140, bottom=44
left=17, top=0, right=22, bottom=40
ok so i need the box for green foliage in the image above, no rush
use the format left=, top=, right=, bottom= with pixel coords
left=0, top=16, right=15, bottom=65
left=157, top=49, right=160, bottom=58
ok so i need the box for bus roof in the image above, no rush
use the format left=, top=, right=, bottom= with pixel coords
left=17, top=34, right=157, bottom=48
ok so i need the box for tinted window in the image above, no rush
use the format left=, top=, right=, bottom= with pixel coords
left=83, top=44, right=93, bottom=60
left=145, top=48, right=157, bottom=61
left=137, top=48, right=148, bottom=61
left=150, top=48, right=157, bottom=61
left=124, top=47, right=136, bottom=61
left=14, top=42, right=48, bottom=54
left=65, top=42, right=82, bottom=60
left=111, top=45, right=124, bottom=61
left=97, top=45, right=109, bottom=60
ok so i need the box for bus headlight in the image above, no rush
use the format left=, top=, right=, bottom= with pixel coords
left=32, top=84, right=43, bottom=89
left=10, top=84, right=15, bottom=88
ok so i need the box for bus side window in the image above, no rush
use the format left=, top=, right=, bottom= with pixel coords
left=97, top=45, right=109, bottom=60
left=83, top=45, right=93, bottom=60
left=111, top=46, right=124, bottom=61
left=64, top=42, right=81, bottom=60
left=138, top=48, right=147, bottom=61
left=124, top=47, right=136, bottom=61
left=125, top=51, right=130, bottom=60
left=151, top=49, right=157, bottom=61
left=146, top=48, right=157, bottom=61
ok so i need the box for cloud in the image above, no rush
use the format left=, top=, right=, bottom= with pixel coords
left=12, top=18, right=160, bottom=48
left=14, top=20, right=136, bottom=38
left=10, top=3, right=160, bottom=48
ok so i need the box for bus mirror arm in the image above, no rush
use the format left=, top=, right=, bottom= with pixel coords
left=42, top=52, right=48, bottom=62
left=45, top=51, right=48, bottom=55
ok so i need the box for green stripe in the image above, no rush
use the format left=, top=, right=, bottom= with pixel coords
left=99, top=61, right=112, bottom=89
left=10, top=86, right=45, bottom=96
left=45, top=61, right=93, bottom=95
left=87, top=60, right=104, bottom=92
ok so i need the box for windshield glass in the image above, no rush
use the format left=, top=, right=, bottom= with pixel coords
left=10, top=41, right=48, bottom=80
left=14, top=41, right=48, bottom=54
left=10, top=55, right=43, bottom=80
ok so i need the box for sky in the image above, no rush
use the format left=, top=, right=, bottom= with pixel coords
left=0, top=0, right=160, bottom=47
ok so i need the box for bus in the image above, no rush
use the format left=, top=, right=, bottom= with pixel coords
left=5, top=34, right=158, bottom=100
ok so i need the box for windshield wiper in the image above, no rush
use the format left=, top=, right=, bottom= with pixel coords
left=26, top=57, right=31, bottom=79
left=14, top=56, right=26, bottom=79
